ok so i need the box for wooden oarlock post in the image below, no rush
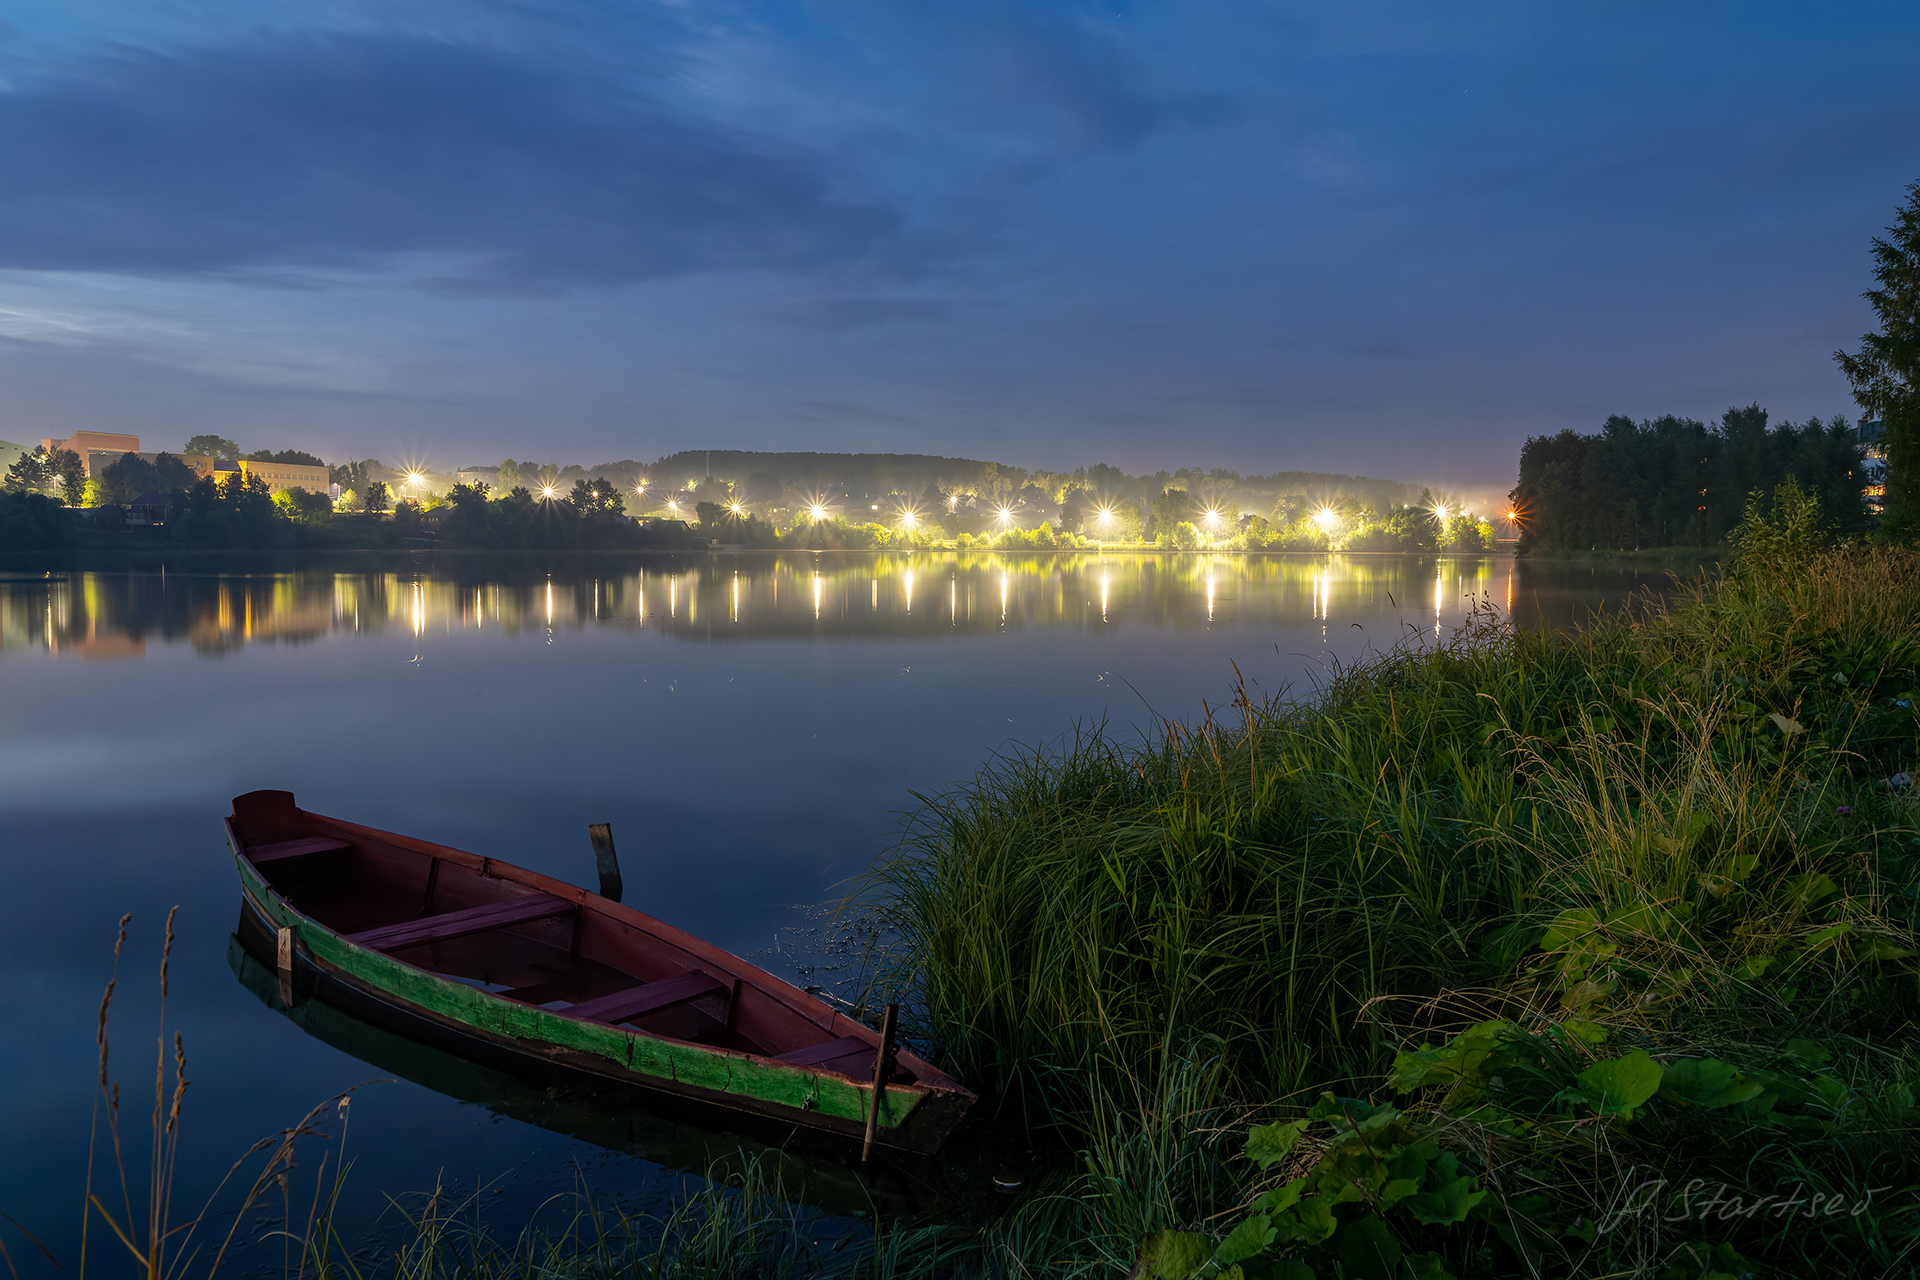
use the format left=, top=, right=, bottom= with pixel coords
left=276, top=926, right=297, bottom=1007
left=587, top=823, right=623, bottom=904
left=862, top=1002, right=899, bottom=1164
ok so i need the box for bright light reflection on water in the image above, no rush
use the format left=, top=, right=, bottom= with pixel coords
left=0, top=551, right=1673, bottom=658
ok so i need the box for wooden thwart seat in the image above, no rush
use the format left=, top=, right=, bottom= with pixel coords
left=564, top=970, right=727, bottom=1026
left=348, top=893, right=574, bottom=953
left=773, top=1035, right=870, bottom=1067
left=249, top=836, right=355, bottom=864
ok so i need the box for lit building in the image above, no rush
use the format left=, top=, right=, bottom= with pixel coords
left=1859, top=420, right=1886, bottom=515
left=212, top=459, right=332, bottom=495
left=40, top=431, right=142, bottom=476
left=37, top=432, right=328, bottom=494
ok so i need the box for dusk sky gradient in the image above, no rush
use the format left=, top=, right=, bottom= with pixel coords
left=2, top=1, right=1917, bottom=496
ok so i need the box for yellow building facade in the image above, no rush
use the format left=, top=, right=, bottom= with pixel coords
left=220, top=458, right=332, bottom=494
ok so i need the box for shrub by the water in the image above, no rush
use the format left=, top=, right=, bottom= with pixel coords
left=0, top=490, right=75, bottom=551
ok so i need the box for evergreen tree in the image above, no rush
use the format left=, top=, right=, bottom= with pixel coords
left=1835, top=181, right=1920, bottom=540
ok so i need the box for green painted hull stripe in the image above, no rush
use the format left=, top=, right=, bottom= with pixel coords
left=232, top=849, right=921, bottom=1130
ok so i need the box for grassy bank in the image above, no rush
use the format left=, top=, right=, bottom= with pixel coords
left=856, top=519, right=1920, bottom=1275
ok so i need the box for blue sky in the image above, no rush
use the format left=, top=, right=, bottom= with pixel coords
left=1, top=1, right=1915, bottom=494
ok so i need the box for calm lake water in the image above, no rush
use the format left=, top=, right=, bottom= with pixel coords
left=0, top=549, right=1707, bottom=1262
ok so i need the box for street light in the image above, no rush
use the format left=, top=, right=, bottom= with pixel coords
left=1203, top=508, right=1222, bottom=529
left=1314, top=508, right=1338, bottom=530
left=810, top=504, right=828, bottom=520
left=541, top=485, right=557, bottom=498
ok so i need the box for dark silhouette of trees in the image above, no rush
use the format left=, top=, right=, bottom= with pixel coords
left=172, top=472, right=285, bottom=546
left=244, top=448, right=326, bottom=466
left=0, top=491, right=75, bottom=549
left=95, top=451, right=199, bottom=505
left=3, top=445, right=52, bottom=494
left=1511, top=406, right=1867, bottom=552
left=568, top=478, right=625, bottom=516
left=48, top=448, right=86, bottom=505
left=183, top=435, right=241, bottom=460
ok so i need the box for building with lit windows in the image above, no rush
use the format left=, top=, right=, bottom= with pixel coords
left=216, top=458, right=332, bottom=494
left=1859, top=420, right=1886, bottom=516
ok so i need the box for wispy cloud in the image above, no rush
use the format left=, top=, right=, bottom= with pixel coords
left=0, top=33, right=901, bottom=289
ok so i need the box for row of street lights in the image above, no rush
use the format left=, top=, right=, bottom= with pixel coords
left=409, top=469, right=1518, bottom=539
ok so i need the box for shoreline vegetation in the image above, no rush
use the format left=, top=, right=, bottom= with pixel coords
left=0, top=487, right=1502, bottom=557
left=22, top=483, right=1918, bottom=1280
left=2, top=451, right=1503, bottom=556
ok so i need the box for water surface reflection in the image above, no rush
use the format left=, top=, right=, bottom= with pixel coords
left=2, top=552, right=1565, bottom=658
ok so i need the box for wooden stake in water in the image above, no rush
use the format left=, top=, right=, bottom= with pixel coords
left=862, top=1002, right=898, bottom=1163
left=276, top=926, right=296, bottom=1007
left=587, top=823, right=623, bottom=903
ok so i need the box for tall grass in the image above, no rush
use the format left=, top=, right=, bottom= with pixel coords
left=860, top=537, right=1920, bottom=1277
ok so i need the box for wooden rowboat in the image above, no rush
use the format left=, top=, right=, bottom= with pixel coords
left=225, top=790, right=973, bottom=1155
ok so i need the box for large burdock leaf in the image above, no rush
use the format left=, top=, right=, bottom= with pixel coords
left=1211, top=1213, right=1276, bottom=1267
left=1660, top=1058, right=1764, bottom=1108
left=1388, top=1020, right=1510, bottom=1092
left=1562, top=1050, right=1663, bottom=1119
left=1271, top=1196, right=1338, bottom=1245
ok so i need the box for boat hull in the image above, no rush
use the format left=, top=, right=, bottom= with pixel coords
left=229, top=905, right=965, bottom=1180
left=225, top=798, right=971, bottom=1156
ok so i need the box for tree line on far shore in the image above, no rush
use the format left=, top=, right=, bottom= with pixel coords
left=1510, top=406, right=1869, bottom=552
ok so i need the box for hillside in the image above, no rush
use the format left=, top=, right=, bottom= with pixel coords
left=567, top=449, right=1428, bottom=517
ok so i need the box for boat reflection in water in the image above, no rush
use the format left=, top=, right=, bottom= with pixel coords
left=0, top=550, right=1593, bottom=659
left=227, top=930, right=966, bottom=1217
